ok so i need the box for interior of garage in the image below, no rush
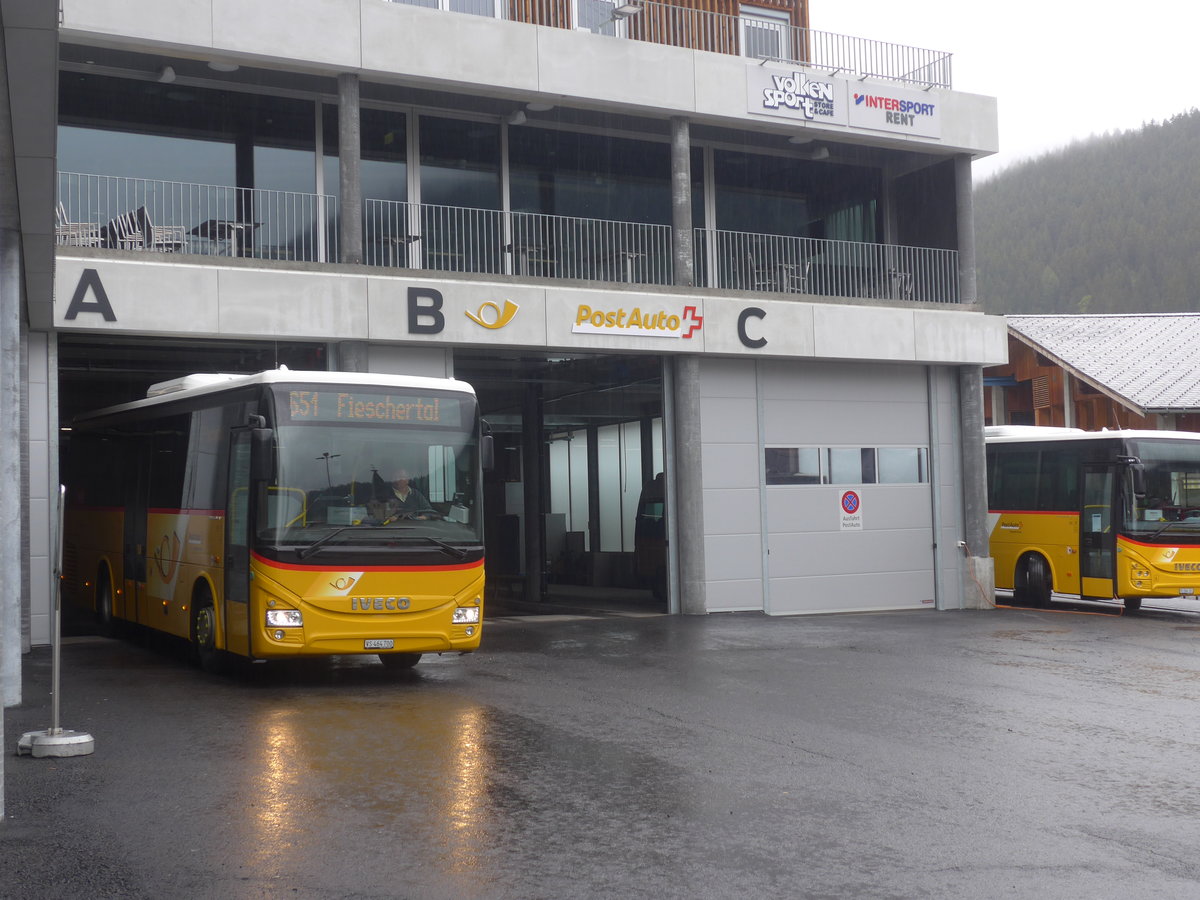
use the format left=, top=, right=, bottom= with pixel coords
left=55, top=336, right=669, bottom=620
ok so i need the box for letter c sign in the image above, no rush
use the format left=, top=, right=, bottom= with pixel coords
left=737, top=307, right=767, bottom=349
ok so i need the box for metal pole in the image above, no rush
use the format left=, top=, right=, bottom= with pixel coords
left=17, top=486, right=95, bottom=757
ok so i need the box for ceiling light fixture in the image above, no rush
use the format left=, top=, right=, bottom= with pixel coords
left=612, top=3, right=642, bottom=18
left=207, top=60, right=239, bottom=73
left=156, top=65, right=176, bottom=84
left=526, top=101, right=555, bottom=112
left=506, top=109, right=527, bottom=126
left=787, top=135, right=813, bottom=145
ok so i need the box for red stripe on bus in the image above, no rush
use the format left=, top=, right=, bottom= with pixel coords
left=147, top=508, right=224, bottom=516
left=1120, top=535, right=1200, bottom=550
left=988, top=509, right=1077, bottom=516
left=252, top=551, right=484, bottom=573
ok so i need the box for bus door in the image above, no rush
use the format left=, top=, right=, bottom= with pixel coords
left=1081, top=465, right=1117, bottom=598
left=122, top=442, right=149, bottom=623
left=223, top=429, right=253, bottom=656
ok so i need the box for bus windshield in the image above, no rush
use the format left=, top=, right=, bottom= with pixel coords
left=261, top=420, right=483, bottom=550
left=1125, top=439, right=1200, bottom=538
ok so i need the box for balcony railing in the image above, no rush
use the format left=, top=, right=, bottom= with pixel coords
left=695, top=228, right=960, bottom=303
left=386, top=0, right=952, bottom=88
left=365, top=199, right=674, bottom=284
left=58, top=174, right=960, bottom=303
left=56, top=172, right=337, bottom=262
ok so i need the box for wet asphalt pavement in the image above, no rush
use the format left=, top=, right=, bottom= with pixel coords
left=4, top=603, right=1200, bottom=899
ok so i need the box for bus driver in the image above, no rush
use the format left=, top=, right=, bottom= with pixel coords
left=370, top=468, right=435, bottom=522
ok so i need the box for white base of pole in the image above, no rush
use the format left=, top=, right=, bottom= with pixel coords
left=16, top=729, right=95, bottom=758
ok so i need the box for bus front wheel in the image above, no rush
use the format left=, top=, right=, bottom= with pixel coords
left=379, top=652, right=421, bottom=670
left=1015, top=555, right=1052, bottom=609
left=1124, top=597, right=1142, bottom=613
left=190, top=588, right=222, bottom=673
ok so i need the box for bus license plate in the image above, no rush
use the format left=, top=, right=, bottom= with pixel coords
left=1180, top=588, right=1194, bottom=596
left=364, top=639, right=394, bottom=650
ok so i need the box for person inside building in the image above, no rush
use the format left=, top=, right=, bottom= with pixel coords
left=370, top=467, right=436, bottom=522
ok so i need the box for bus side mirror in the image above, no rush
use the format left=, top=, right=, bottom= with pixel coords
left=1131, top=463, right=1145, bottom=497
left=481, top=433, right=495, bottom=472
left=251, top=427, right=274, bottom=482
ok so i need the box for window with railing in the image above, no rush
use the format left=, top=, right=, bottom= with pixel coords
left=384, top=0, right=952, bottom=87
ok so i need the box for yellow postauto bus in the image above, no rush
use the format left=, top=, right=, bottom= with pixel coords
left=986, top=426, right=1200, bottom=612
left=63, top=369, right=491, bottom=670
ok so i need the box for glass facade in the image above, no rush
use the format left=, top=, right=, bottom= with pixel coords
left=55, top=64, right=937, bottom=296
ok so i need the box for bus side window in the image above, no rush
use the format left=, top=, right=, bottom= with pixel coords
left=992, top=449, right=1038, bottom=510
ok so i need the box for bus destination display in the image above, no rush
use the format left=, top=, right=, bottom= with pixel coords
left=287, top=390, right=459, bottom=425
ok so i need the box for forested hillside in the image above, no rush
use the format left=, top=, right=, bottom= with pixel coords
left=974, top=109, right=1200, bottom=315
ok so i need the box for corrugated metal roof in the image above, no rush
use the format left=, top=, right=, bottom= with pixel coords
left=1006, top=314, right=1200, bottom=413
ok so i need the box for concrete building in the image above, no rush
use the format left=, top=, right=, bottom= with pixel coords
left=6, top=0, right=1005, bottom=673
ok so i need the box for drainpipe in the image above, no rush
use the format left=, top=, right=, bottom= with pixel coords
left=338, top=73, right=362, bottom=265
left=956, top=154, right=994, bottom=608
left=670, top=117, right=706, bottom=614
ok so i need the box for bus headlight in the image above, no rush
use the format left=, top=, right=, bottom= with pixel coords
left=452, top=607, right=481, bottom=625
left=266, top=609, right=303, bottom=627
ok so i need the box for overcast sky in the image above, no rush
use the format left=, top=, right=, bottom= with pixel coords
left=810, top=0, right=1200, bottom=181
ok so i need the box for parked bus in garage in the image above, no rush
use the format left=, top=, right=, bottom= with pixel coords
left=986, top=426, right=1200, bottom=612
left=63, top=369, right=491, bottom=670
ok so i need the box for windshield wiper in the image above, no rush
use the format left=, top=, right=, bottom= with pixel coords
left=1148, top=519, right=1200, bottom=539
left=407, top=535, right=469, bottom=560
left=295, top=527, right=355, bottom=560
left=293, top=527, right=470, bottom=561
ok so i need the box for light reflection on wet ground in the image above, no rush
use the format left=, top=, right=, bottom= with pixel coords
left=10, top=608, right=1200, bottom=898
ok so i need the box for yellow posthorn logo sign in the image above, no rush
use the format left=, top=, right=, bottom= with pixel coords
left=465, top=299, right=520, bottom=329
left=572, top=304, right=704, bottom=339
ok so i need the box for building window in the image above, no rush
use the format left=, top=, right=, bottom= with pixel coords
left=766, top=446, right=929, bottom=486
left=576, top=0, right=627, bottom=36
left=406, top=0, right=500, bottom=16
left=740, top=7, right=790, bottom=60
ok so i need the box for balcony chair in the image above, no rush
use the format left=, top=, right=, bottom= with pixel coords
left=887, top=268, right=914, bottom=301
left=136, top=206, right=187, bottom=252
left=102, top=210, right=145, bottom=250
left=55, top=202, right=102, bottom=247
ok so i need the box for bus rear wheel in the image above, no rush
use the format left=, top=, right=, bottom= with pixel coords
left=95, top=570, right=115, bottom=637
left=379, top=652, right=422, bottom=670
left=1015, top=555, right=1052, bottom=609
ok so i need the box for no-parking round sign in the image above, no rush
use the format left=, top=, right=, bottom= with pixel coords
left=840, top=490, right=863, bottom=531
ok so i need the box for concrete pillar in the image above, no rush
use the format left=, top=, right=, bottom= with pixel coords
left=0, top=64, right=19, bottom=822
left=955, top=154, right=994, bottom=608
left=670, top=117, right=693, bottom=288
left=673, top=356, right=707, bottom=615
left=338, top=73, right=363, bottom=265
left=668, top=117, right=705, bottom=613
left=521, top=382, right=544, bottom=602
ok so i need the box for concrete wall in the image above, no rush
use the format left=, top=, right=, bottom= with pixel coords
left=59, top=0, right=999, bottom=157
left=54, top=257, right=1009, bottom=367
left=26, top=331, right=53, bottom=646
left=697, top=357, right=763, bottom=612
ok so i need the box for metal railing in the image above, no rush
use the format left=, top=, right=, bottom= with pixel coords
left=57, top=174, right=960, bottom=303
left=694, top=228, right=959, bottom=303
left=385, top=0, right=951, bottom=88
left=365, top=199, right=674, bottom=284
left=56, top=172, right=337, bottom=263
